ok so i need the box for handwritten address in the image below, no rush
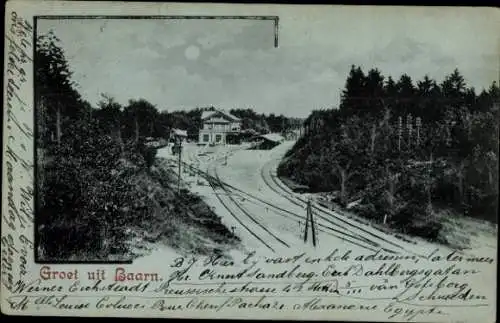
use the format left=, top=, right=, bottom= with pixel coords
left=2, top=9, right=35, bottom=304
left=5, top=248, right=495, bottom=321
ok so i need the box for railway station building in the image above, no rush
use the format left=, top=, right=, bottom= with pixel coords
left=198, top=109, right=241, bottom=145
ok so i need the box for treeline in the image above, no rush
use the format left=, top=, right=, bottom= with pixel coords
left=278, top=65, right=499, bottom=240
left=36, top=31, right=239, bottom=261
left=229, top=108, right=303, bottom=134
left=40, top=93, right=300, bottom=153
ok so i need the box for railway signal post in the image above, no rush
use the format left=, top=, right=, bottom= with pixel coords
left=173, top=141, right=183, bottom=194
left=303, top=197, right=318, bottom=247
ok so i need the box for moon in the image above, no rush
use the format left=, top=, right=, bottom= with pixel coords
left=185, top=45, right=200, bottom=61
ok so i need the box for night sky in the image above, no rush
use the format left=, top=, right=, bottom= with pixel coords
left=38, top=7, right=499, bottom=117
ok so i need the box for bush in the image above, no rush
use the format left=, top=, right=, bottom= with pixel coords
left=37, top=132, right=143, bottom=261
left=390, top=202, right=442, bottom=241
left=38, top=220, right=106, bottom=260
left=141, top=146, right=158, bottom=170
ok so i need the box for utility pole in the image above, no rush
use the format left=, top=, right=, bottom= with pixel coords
left=398, top=116, right=402, bottom=151
left=303, top=198, right=317, bottom=247
left=407, top=114, right=413, bottom=149
left=173, top=138, right=183, bottom=194
left=178, top=145, right=182, bottom=193
left=416, top=117, right=421, bottom=146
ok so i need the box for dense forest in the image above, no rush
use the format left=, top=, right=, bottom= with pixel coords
left=35, top=31, right=243, bottom=261
left=278, top=65, right=499, bottom=240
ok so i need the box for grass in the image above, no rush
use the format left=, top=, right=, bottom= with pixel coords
left=435, top=208, right=498, bottom=250
left=124, top=158, right=241, bottom=259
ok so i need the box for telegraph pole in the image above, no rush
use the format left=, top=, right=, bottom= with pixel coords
left=310, top=199, right=317, bottom=247
left=178, top=145, right=182, bottom=194
left=398, top=116, right=402, bottom=151
left=416, top=117, right=421, bottom=146
left=173, top=138, right=183, bottom=194
left=303, top=198, right=317, bottom=247
left=407, top=114, right=413, bottom=149
left=303, top=205, right=309, bottom=243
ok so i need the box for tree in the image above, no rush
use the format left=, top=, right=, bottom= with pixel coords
left=384, top=76, right=398, bottom=99
left=441, top=68, right=466, bottom=99
left=331, top=117, right=366, bottom=206
left=340, top=65, right=366, bottom=115
left=489, top=81, right=500, bottom=101
left=36, top=31, right=86, bottom=149
left=185, top=108, right=203, bottom=139
left=416, top=75, right=442, bottom=121
left=364, top=68, right=385, bottom=115
left=382, top=163, right=405, bottom=222
left=369, top=106, right=391, bottom=155
left=439, top=68, right=468, bottom=122
left=122, top=99, right=159, bottom=143
left=396, top=73, right=416, bottom=116
left=94, top=94, right=125, bottom=152
left=154, top=111, right=172, bottom=139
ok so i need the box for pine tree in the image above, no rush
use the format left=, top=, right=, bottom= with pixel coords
left=396, top=73, right=415, bottom=116
left=365, top=68, right=385, bottom=116
left=340, top=65, right=366, bottom=115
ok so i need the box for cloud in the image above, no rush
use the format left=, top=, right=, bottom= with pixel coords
left=191, top=20, right=264, bottom=50
left=371, top=38, right=427, bottom=64
left=36, top=10, right=499, bottom=118
left=195, top=21, right=252, bottom=50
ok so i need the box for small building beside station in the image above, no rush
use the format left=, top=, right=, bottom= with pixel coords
left=170, top=128, right=188, bottom=143
left=249, top=133, right=285, bottom=150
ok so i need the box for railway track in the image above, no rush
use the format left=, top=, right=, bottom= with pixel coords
left=173, top=146, right=275, bottom=250
left=177, top=153, right=384, bottom=253
left=209, top=162, right=291, bottom=250
left=260, top=156, right=424, bottom=256
left=205, top=172, right=277, bottom=252
left=201, top=149, right=290, bottom=252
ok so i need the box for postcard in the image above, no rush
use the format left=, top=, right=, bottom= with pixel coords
left=2, top=1, right=499, bottom=321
